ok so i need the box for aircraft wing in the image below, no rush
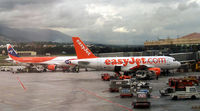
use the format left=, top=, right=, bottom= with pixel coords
left=78, top=61, right=90, bottom=65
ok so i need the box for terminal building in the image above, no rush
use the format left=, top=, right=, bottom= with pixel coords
left=16, top=51, right=37, bottom=56
left=144, top=32, right=200, bottom=46
left=144, top=32, right=200, bottom=72
left=144, top=33, right=200, bottom=60
left=144, top=33, right=200, bottom=53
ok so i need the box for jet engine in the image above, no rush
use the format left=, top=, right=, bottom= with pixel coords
left=148, top=67, right=161, bottom=76
left=47, top=64, right=57, bottom=71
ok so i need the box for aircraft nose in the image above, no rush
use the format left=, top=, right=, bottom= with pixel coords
left=176, top=61, right=181, bottom=68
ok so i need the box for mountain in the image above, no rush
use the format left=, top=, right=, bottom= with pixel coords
left=0, top=35, right=15, bottom=44
left=0, top=25, right=72, bottom=43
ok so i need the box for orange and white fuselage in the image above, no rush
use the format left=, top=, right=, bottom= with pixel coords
left=70, top=37, right=181, bottom=75
left=70, top=56, right=180, bottom=71
left=9, top=55, right=75, bottom=66
left=7, top=44, right=76, bottom=70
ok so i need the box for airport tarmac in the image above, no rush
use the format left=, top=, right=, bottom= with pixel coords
left=0, top=70, right=200, bottom=111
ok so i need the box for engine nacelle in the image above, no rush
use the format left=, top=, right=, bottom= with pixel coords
left=47, top=64, right=57, bottom=71
left=148, top=67, right=161, bottom=76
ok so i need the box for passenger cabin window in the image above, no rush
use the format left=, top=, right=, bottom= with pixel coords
left=190, top=88, right=196, bottom=92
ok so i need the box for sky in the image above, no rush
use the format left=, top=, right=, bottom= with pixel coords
left=0, top=0, right=200, bottom=45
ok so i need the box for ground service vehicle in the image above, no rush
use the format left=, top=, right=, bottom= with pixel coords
left=171, top=86, right=200, bottom=100
left=119, top=84, right=134, bottom=98
left=135, top=82, right=152, bottom=91
left=159, top=87, right=175, bottom=96
left=0, top=66, right=11, bottom=71
left=101, top=73, right=110, bottom=81
left=12, top=67, right=43, bottom=73
left=109, top=80, right=129, bottom=92
left=168, top=77, right=199, bottom=89
left=138, top=87, right=152, bottom=98
left=195, top=61, right=200, bottom=72
left=188, top=76, right=200, bottom=82
left=132, top=92, right=151, bottom=108
left=119, top=75, right=132, bottom=80
left=136, top=70, right=156, bottom=80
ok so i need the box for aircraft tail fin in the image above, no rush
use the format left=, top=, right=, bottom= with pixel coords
left=7, top=44, right=20, bottom=58
left=72, top=37, right=97, bottom=59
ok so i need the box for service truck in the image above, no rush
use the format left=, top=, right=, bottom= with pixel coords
left=171, top=86, right=200, bottom=100
left=109, top=80, right=129, bottom=92
left=132, top=91, right=151, bottom=108
left=119, top=84, right=134, bottom=98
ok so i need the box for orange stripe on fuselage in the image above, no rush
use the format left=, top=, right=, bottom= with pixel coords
left=9, top=54, right=57, bottom=63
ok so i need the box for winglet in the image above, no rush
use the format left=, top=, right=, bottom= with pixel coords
left=7, top=44, right=20, bottom=58
left=72, top=37, right=97, bottom=59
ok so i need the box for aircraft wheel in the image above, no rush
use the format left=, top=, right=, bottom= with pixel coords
left=172, top=96, right=178, bottom=100
left=191, top=95, right=196, bottom=99
left=43, top=69, right=47, bottom=72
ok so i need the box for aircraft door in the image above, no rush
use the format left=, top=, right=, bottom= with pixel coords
left=97, top=58, right=103, bottom=70
left=166, top=58, right=171, bottom=68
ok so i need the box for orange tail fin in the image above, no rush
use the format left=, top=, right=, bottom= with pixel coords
left=72, top=37, right=97, bottom=59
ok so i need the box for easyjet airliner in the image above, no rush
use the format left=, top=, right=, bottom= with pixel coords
left=7, top=44, right=77, bottom=71
left=69, top=37, right=181, bottom=76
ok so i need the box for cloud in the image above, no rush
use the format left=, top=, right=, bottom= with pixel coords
left=112, top=27, right=129, bottom=33
left=112, top=27, right=137, bottom=33
left=86, top=4, right=122, bottom=20
left=0, top=0, right=200, bottom=45
left=86, top=4, right=122, bottom=26
left=178, top=1, right=199, bottom=11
